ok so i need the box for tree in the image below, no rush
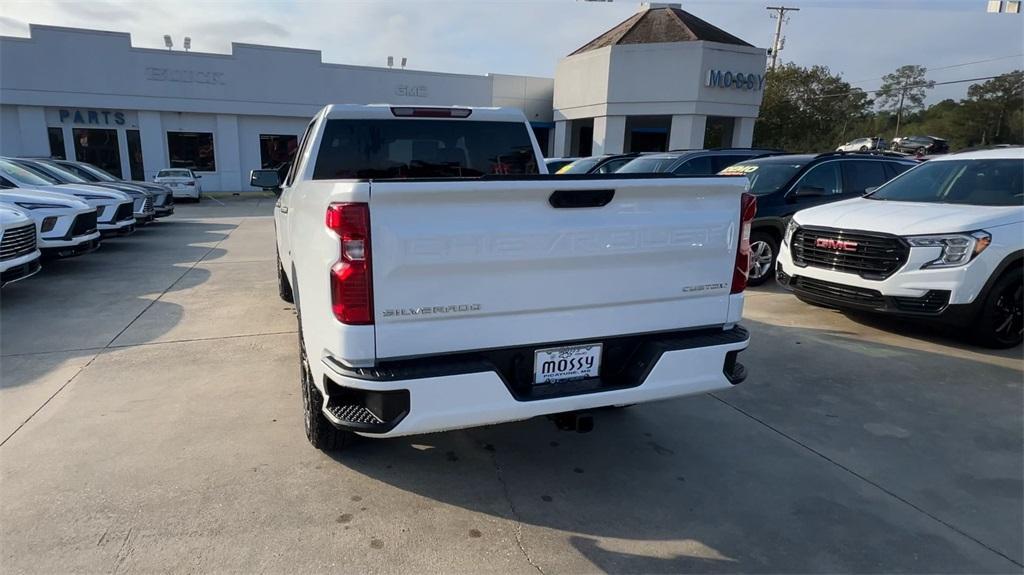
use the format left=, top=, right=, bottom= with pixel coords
left=964, top=70, right=1024, bottom=144
left=876, top=65, right=935, bottom=114
left=754, top=63, right=873, bottom=152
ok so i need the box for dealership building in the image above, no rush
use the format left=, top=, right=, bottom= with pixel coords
left=0, top=3, right=765, bottom=191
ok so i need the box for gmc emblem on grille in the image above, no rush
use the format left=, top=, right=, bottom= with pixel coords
left=815, top=237, right=859, bottom=252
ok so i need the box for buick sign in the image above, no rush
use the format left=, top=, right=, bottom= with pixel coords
left=706, top=70, right=766, bottom=91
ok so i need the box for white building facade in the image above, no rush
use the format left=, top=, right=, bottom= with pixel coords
left=553, top=3, right=766, bottom=157
left=0, top=25, right=554, bottom=191
left=0, top=4, right=766, bottom=189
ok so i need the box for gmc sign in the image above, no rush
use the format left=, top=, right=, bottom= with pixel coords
left=815, top=238, right=859, bottom=252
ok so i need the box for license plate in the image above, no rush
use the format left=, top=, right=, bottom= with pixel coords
left=533, top=344, right=601, bottom=385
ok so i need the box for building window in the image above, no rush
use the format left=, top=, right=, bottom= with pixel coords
left=126, top=130, right=145, bottom=181
left=73, top=128, right=122, bottom=178
left=167, top=131, right=216, bottom=171
left=47, top=127, right=66, bottom=160
left=531, top=127, right=550, bottom=157
left=259, top=134, right=298, bottom=170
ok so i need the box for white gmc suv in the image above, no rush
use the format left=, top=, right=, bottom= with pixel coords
left=252, top=104, right=754, bottom=451
left=778, top=147, right=1023, bottom=348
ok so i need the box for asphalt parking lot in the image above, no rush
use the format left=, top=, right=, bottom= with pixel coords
left=1, top=195, right=1021, bottom=574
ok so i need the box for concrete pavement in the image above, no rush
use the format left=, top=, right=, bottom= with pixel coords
left=1, top=197, right=1020, bottom=573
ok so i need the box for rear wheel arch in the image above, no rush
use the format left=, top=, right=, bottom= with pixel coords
left=752, top=222, right=783, bottom=244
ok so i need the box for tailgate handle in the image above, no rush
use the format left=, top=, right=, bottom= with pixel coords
left=549, top=189, right=615, bottom=209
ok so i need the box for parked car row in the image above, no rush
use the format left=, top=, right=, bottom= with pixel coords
left=0, top=158, right=176, bottom=287
left=837, top=135, right=949, bottom=155
left=543, top=145, right=1021, bottom=347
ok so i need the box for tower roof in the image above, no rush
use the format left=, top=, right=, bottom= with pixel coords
left=569, top=5, right=753, bottom=56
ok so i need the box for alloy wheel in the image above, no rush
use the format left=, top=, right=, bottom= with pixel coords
left=992, top=282, right=1024, bottom=344
left=300, top=352, right=313, bottom=438
left=749, top=240, right=774, bottom=280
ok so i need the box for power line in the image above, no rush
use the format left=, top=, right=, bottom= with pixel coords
left=843, top=54, right=1024, bottom=87
left=798, top=74, right=1018, bottom=101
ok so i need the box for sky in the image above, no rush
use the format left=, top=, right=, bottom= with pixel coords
left=1, top=0, right=1021, bottom=104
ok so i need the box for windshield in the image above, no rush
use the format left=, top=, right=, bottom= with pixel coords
left=68, top=162, right=119, bottom=182
left=867, top=158, right=1023, bottom=206
left=616, top=156, right=676, bottom=174
left=312, top=119, right=539, bottom=179
left=23, top=161, right=90, bottom=184
left=718, top=162, right=805, bottom=195
left=158, top=169, right=192, bottom=178
left=558, top=157, right=603, bottom=174
left=0, top=160, right=56, bottom=187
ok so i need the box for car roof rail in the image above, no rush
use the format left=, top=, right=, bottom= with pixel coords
left=816, top=150, right=913, bottom=159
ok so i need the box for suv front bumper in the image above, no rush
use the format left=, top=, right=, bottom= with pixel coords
left=0, top=250, right=42, bottom=286
left=316, top=326, right=749, bottom=438
left=776, top=240, right=988, bottom=326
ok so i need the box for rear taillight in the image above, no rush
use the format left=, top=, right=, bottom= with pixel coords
left=731, top=192, right=757, bottom=294
left=326, top=203, right=373, bottom=325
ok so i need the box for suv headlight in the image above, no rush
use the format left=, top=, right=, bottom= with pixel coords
left=15, top=201, right=66, bottom=210
left=74, top=194, right=111, bottom=200
left=906, top=230, right=991, bottom=268
left=783, top=218, right=799, bottom=246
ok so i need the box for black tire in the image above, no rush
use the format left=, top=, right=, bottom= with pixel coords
left=747, top=231, right=778, bottom=287
left=971, top=268, right=1023, bottom=348
left=277, top=256, right=294, bottom=303
left=299, top=325, right=356, bottom=451
left=859, top=145, right=868, bottom=151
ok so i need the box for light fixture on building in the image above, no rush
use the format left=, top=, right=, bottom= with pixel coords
left=401, top=57, right=407, bottom=69
left=163, top=34, right=173, bottom=50
left=387, top=56, right=394, bottom=68
left=988, top=0, right=1021, bottom=11
left=183, top=37, right=191, bottom=52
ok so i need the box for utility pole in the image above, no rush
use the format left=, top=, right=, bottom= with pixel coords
left=894, top=83, right=907, bottom=140
left=766, top=6, right=799, bottom=70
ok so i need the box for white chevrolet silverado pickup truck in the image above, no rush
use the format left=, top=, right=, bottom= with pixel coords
left=251, top=104, right=754, bottom=451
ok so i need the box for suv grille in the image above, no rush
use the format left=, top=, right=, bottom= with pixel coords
left=70, top=211, right=98, bottom=237
left=792, top=227, right=909, bottom=280
left=1, top=223, right=37, bottom=261
left=143, top=197, right=154, bottom=212
left=795, top=276, right=884, bottom=308
left=114, top=202, right=134, bottom=221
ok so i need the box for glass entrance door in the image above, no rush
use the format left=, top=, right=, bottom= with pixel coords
left=73, top=128, right=122, bottom=178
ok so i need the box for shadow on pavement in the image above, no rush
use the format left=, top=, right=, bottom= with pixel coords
left=747, top=281, right=1022, bottom=362
left=325, top=319, right=1021, bottom=573
left=0, top=220, right=236, bottom=377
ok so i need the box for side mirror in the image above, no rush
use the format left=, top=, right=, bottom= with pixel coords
left=794, top=185, right=826, bottom=198
left=250, top=169, right=282, bottom=195
left=864, top=186, right=878, bottom=196
left=194, top=174, right=202, bottom=179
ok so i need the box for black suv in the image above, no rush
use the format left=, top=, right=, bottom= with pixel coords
left=616, top=148, right=781, bottom=176
left=719, top=152, right=919, bottom=285
left=892, top=136, right=949, bottom=155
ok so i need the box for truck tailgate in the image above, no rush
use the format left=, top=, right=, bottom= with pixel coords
left=369, top=177, right=743, bottom=359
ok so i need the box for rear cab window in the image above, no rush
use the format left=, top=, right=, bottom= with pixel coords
left=312, top=119, right=539, bottom=179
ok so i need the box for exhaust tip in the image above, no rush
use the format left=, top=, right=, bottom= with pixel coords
left=550, top=411, right=594, bottom=433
